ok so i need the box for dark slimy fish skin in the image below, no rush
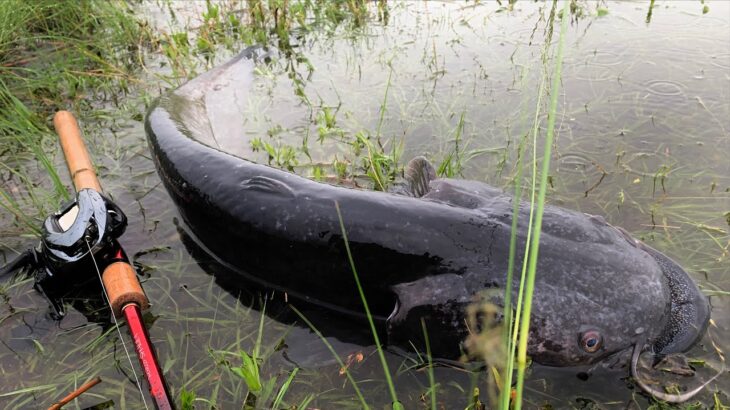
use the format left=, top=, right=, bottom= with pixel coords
left=145, top=47, right=710, bottom=365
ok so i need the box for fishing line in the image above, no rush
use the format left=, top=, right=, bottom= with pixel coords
left=85, top=239, right=150, bottom=410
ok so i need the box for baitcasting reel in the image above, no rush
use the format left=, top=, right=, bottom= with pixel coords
left=0, top=188, right=127, bottom=318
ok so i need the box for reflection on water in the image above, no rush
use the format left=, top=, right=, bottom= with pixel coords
left=0, top=1, right=728, bottom=408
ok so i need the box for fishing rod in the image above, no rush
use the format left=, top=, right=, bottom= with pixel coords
left=0, top=111, right=173, bottom=409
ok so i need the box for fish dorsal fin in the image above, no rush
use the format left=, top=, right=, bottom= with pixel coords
left=405, top=156, right=436, bottom=198
left=240, top=176, right=295, bottom=197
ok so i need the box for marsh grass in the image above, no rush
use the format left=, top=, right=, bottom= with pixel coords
left=156, top=0, right=408, bottom=191
left=498, top=70, right=545, bottom=409
left=0, top=0, right=151, bottom=233
left=512, top=2, right=570, bottom=409
left=493, top=1, right=568, bottom=409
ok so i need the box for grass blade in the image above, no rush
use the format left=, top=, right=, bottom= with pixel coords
left=271, top=367, right=299, bottom=409
left=421, top=319, right=437, bottom=410
left=513, top=2, right=570, bottom=409
left=335, top=201, right=401, bottom=409
left=289, top=305, right=369, bottom=409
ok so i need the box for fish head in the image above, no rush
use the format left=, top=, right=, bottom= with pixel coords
left=524, top=226, right=709, bottom=367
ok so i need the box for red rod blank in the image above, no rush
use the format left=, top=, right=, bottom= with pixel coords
left=123, top=303, right=174, bottom=410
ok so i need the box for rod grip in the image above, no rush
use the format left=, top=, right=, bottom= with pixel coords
left=53, top=110, right=102, bottom=193
left=102, top=261, right=149, bottom=318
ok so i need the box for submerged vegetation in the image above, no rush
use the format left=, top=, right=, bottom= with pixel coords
left=0, top=0, right=728, bottom=409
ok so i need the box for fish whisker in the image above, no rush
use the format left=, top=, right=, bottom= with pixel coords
left=630, top=340, right=723, bottom=403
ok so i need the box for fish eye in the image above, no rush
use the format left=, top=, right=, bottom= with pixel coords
left=579, top=330, right=602, bottom=353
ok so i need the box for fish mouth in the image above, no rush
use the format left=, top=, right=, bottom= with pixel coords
left=638, top=243, right=710, bottom=355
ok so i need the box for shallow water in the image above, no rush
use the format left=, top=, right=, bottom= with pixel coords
left=1, top=1, right=728, bottom=408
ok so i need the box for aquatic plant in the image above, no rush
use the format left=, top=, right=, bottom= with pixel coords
left=225, top=308, right=301, bottom=409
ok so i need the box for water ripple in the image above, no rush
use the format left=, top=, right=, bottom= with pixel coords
left=558, top=153, right=597, bottom=174
left=645, top=80, right=686, bottom=97
left=583, top=49, right=624, bottom=67
left=710, top=53, right=730, bottom=69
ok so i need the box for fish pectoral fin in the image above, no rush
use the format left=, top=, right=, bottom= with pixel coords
left=386, top=275, right=470, bottom=358
left=405, top=156, right=436, bottom=198
left=240, top=176, right=295, bottom=197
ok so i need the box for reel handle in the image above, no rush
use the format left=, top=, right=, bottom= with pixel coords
left=53, top=110, right=102, bottom=193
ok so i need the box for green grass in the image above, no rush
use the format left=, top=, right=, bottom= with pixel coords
left=0, top=0, right=150, bottom=233
left=290, top=305, right=369, bottom=408
left=420, top=319, right=437, bottom=410
left=513, top=2, right=570, bottom=409
left=496, top=1, right=570, bottom=409
left=0, top=0, right=146, bottom=127
left=498, top=69, right=545, bottom=410
left=224, top=303, right=301, bottom=409
left=335, top=202, right=402, bottom=409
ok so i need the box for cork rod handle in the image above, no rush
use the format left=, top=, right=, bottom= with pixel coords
left=53, top=110, right=102, bottom=193
left=103, top=262, right=149, bottom=318
left=53, top=110, right=148, bottom=316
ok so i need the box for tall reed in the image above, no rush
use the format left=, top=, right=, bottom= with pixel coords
left=498, top=71, right=545, bottom=410
left=512, top=1, right=570, bottom=409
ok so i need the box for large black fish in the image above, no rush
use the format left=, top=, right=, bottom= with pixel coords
left=145, top=48, right=710, bottom=397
